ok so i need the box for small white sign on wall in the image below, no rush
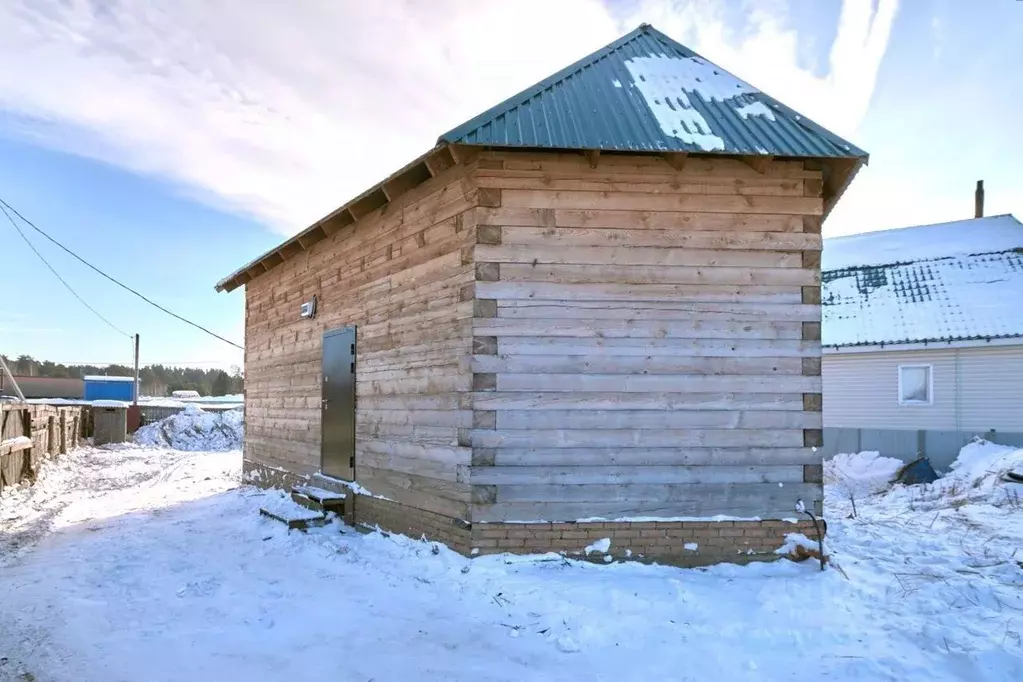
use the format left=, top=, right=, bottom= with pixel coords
left=300, top=295, right=317, bottom=320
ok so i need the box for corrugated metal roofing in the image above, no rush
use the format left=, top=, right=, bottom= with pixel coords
left=440, top=24, right=866, bottom=159
left=822, top=215, right=1023, bottom=347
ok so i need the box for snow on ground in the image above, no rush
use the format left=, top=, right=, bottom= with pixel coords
left=824, top=442, right=1023, bottom=679
left=134, top=404, right=243, bottom=451
left=1, top=443, right=1021, bottom=681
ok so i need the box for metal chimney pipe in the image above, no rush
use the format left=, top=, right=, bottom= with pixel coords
left=975, top=180, right=984, bottom=218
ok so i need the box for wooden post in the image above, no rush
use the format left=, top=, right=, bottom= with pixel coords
left=975, top=180, right=984, bottom=218
left=48, top=415, right=56, bottom=454
left=60, top=411, right=67, bottom=454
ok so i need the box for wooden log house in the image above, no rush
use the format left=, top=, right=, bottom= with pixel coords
left=216, top=25, right=866, bottom=563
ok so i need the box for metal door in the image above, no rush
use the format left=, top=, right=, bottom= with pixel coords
left=321, top=326, right=356, bottom=480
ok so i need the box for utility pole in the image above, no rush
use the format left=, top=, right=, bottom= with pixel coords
left=0, top=354, right=25, bottom=401
left=133, top=333, right=140, bottom=405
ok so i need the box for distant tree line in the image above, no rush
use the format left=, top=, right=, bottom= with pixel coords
left=1, top=354, right=243, bottom=397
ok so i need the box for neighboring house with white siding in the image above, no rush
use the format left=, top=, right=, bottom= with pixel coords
left=821, top=214, right=1023, bottom=467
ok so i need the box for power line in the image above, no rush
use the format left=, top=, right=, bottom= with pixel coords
left=0, top=197, right=244, bottom=350
left=36, top=360, right=238, bottom=367
left=1, top=202, right=131, bottom=338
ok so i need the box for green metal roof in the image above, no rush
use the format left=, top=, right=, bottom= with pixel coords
left=440, top=24, right=867, bottom=159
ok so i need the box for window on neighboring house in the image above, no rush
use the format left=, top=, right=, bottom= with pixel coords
left=898, top=364, right=933, bottom=405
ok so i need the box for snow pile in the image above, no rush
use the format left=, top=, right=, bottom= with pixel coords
left=824, top=450, right=904, bottom=498
left=949, top=440, right=1023, bottom=488
left=881, top=439, right=1023, bottom=511
left=134, top=404, right=243, bottom=451
left=825, top=441, right=1023, bottom=511
left=259, top=489, right=323, bottom=523
left=773, top=532, right=819, bottom=556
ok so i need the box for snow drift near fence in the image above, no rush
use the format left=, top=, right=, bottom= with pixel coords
left=826, top=439, right=1023, bottom=510
left=824, top=450, right=904, bottom=499
left=134, top=404, right=243, bottom=451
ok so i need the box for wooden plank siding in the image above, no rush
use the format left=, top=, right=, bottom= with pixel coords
left=242, top=149, right=826, bottom=526
left=243, top=159, right=480, bottom=520
left=468, top=151, right=824, bottom=521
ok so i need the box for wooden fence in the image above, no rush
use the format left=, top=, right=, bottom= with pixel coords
left=0, top=403, right=86, bottom=494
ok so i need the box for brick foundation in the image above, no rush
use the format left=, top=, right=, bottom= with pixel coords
left=356, top=496, right=471, bottom=555
left=471, top=520, right=822, bottom=565
left=243, top=460, right=822, bottom=565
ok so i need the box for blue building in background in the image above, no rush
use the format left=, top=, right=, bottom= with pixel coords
left=83, top=375, right=136, bottom=401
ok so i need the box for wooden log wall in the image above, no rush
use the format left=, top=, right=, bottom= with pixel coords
left=244, top=160, right=480, bottom=520
left=467, top=151, right=825, bottom=522
left=0, top=404, right=84, bottom=494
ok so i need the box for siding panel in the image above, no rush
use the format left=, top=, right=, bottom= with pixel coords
left=822, top=345, right=1023, bottom=432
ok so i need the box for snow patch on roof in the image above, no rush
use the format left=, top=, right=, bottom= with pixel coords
left=823, top=251, right=1023, bottom=347
left=735, top=101, right=776, bottom=121
left=823, top=214, right=1023, bottom=271
left=92, top=400, right=129, bottom=408
left=83, top=375, right=135, bottom=383
left=623, top=54, right=759, bottom=152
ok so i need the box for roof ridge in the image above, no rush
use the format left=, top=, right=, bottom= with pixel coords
left=826, top=213, right=1022, bottom=243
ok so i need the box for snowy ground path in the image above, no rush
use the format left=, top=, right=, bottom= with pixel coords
left=1, top=445, right=1021, bottom=681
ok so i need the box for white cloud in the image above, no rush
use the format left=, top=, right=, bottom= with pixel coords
left=0, top=0, right=896, bottom=236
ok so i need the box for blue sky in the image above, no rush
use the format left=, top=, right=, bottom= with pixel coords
left=0, top=0, right=1020, bottom=368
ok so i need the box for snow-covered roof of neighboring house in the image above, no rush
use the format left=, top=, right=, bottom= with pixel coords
left=822, top=214, right=1023, bottom=348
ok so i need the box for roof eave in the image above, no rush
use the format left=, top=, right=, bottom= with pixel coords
left=215, top=144, right=864, bottom=294
left=822, top=155, right=868, bottom=220
left=823, top=335, right=1023, bottom=353
left=214, top=143, right=472, bottom=293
